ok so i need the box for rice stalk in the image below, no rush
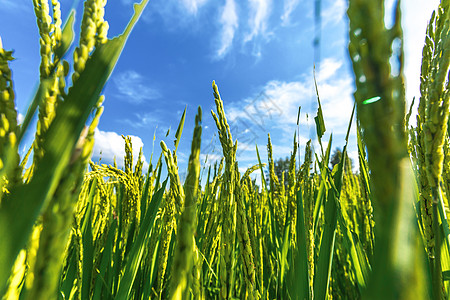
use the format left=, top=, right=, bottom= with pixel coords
left=169, top=106, right=202, bottom=299
left=234, top=164, right=258, bottom=299
left=267, top=134, right=285, bottom=233
left=25, top=98, right=103, bottom=300
left=210, top=80, right=238, bottom=299
left=157, top=141, right=183, bottom=298
left=0, top=38, right=20, bottom=195
left=347, top=0, right=422, bottom=298
left=72, top=0, right=108, bottom=82
left=2, top=250, right=26, bottom=300
left=32, top=0, right=68, bottom=165
left=417, top=1, right=450, bottom=297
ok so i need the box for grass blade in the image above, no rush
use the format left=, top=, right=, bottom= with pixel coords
left=114, top=178, right=167, bottom=299
left=287, top=189, right=310, bottom=300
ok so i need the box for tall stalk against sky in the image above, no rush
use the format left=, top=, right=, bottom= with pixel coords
left=347, top=0, right=414, bottom=299
left=211, top=81, right=238, bottom=299
left=416, top=1, right=450, bottom=297
left=169, top=107, right=202, bottom=299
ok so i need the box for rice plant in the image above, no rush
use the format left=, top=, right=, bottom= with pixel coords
left=0, top=0, right=449, bottom=299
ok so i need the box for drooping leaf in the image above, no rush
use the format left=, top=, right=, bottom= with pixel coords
left=0, top=0, right=151, bottom=292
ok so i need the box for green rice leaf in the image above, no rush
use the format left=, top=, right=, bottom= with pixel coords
left=287, top=189, right=311, bottom=300
left=336, top=206, right=371, bottom=290
left=0, top=1, right=150, bottom=292
left=313, top=134, right=333, bottom=235
left=314, top=179, right=338, bottom=300
left=54, top=9, right=75, bottom=62
left=114, top=178, right=167, bottom=299
left=174, top=106, right=187, bottom=152
left=92, top=219, right=117, bottom=300
left=313, top=75, right=326, bottom=140
left=80, top=179, right=97, bottom=300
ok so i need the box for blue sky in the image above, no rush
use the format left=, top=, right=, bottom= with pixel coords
left=0, top=0, right=440, bottom=179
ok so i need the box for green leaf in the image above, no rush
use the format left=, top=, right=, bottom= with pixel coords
left=0, top=0, right=151, bottom=292
left=58, top=239, right=78, bottom=300
left=443, top=270, right=450, bottom=281
left=314, top=103, right=355, bottom=299
left=92, top=219, right=118, bottom=300
left=80, top=179, right=97, bottom=300
left=313, top=75, right=326, bottom=140
left=438, top=188, right=450, bottom=264
left=336, top=207, right=371, bottom=290
left=279, top=202, right=291, bottom=289
left=174, top=106, right=187, bottom=152
left=287, top=189, right=311, bottom=300
left=255, top=144, right=268, bottom=192
left=54, top=9, right=75, bottom=62
left=314, top=179, right=338, bottom=300
left=114, top=179, right=167, bottom=300
left=17, top=78, right=52, bottom=144
left=313, top=134, right=333, bottom=235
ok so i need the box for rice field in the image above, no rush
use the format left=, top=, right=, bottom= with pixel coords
left=0, top=0, right=449, bottom=299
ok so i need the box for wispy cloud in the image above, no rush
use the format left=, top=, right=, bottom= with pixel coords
left=113, top=70, right=161, bottom=104
left=92, top=128, right=148, bottom=169
left=227, top=80, right=306, bottom=126
left=226, top=58, right=353, bottom=144
left=216, top=0, right=239, bottom=59
left=2, top=0, right=28, bottom=12
left=122, top=106, right=186, bottom=130
left=244, top=0, right=272, bottom=43
left=120, top=112, right=173, bottom=141
left=200, top=153, right=222, bottom=166
left=321, top=0, right=346, bottom=27
left=17, top=112, right=24, bottom=125
left=281, top=0, right=301, bottom=26
left=122, top=111, right=163, bottom=129
left=181, top=0, right=210, bottom=14
left=139, top=0, right=211, bottom=28
left=316, top=58, right=343, bottom=81
left=402, top=0, right=440, bottom=113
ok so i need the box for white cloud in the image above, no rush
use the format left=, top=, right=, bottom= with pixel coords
left=348, top=149, right=359, bottom=171
left=2, top=0, right=28, bottom=12
left=244, top=0, right=272, bottom=43
left=316, top=58, right=343, bottom=81
left=92, top=128, right=148, bottom=169
left=139, top=0, right=212, bottom=29
left=272, top=143, right=299, bottom=158
left=200, top=153, right=222, bottom=163
left=321, top=0, right=346, bottom=27
left=225, top=58, right=353, bottom=156
left=237, top=141, right=258, bottom=154
left=281, top=0, right=301, bottom=26
left=211, top=57, right=355, bottom=176
left=216, top=0, right=239, bottom=58
left=318, top=79, right=354, bottom=131
left=122, top=111, right=163, bottom=129
left=17, top=112, right=24, bottom=125
left=113, top=70, right=161, bottom=104
left=199, top=153, right=223, bottom=170
left=402, top=0, right=440, bottom=118
left=181, top=0, right=210, bottom=14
